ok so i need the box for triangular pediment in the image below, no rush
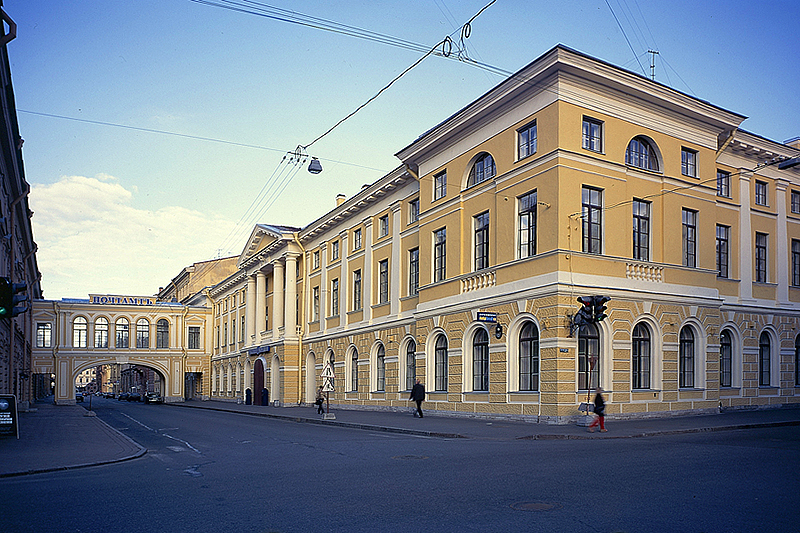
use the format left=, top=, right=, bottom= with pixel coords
left=238, top=224, right=301, bottom=269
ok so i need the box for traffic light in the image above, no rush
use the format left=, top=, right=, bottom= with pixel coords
left=0, top=277, right=11, bottom=317
left=572, top=296, right=594, bottom=333
left=0, top=277, right=28, bottom=318
left=10, top=281, right=28, bottom=317
left=592, top=295, right=610, bottom=322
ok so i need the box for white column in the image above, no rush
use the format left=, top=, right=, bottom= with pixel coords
left=247, top=274, right=256, bottom=344
left=739, top=172, right=754, bottom=302
left=363, top=218, right=373, bottom=323
left=255, top=270, right=266, bottom=339
left=272, top=260, right=285, bottom=341
left=775, top=179, right=790, bottom=304
left=390, top=203, right=402, bottom=317
left=285, top=252, right=299, bottom=338
left=340, top=232, right=349, bottom=325
left=320, top=241, right=328, bottom=332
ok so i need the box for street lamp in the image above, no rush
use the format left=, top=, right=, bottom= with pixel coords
left=308, top=157, right=323, bottom=174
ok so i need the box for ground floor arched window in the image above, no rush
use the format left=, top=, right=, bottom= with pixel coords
left=679, top=327, right=695, bottom=388
left=578, top=323, right=600, bottom=390
left=435, top=335, right=448, bottom=392
left=632, top=323, right=651, bottom=389
left=473, top=329, right=489, bottom=391
left=720, top=329, right=732, bottom=387
left=519, top=321, right=539, bottom=391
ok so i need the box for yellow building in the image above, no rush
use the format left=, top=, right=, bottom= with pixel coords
left=208, top=45, right=800, bottom=422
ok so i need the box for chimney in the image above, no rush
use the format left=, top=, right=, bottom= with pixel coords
left=336, top=194, right=346, bottom=207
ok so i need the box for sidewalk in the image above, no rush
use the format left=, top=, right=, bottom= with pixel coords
left=2, top=398, right=798, bottom=478
left=0, top=399, right=145, bottom=478
left=169, top=400, right=800, bottom=441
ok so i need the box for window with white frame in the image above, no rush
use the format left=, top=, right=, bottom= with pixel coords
left=720, top=329, right=732, bottom=387
left=473, top=329, right=489, bottom=391
left=682, top=209, right=697, bottom=268
left=188, top=326, right=201, bottom=350
left=136, top=318, right=149, bottom=349
left=519, top=322, right=539, bottom=391
left=716, top=225, right=729, bottom=278
left=331, top=278, right=339, bottom=316
left=73, top=317, right=88, bottom=348
left=468, top=153, right=496, bottom=187
left=36, top=323, right=52, bottom=348
left=582, top=117, right=603, bottom=152
left=582, top=186, right=603, bottom=254
left=353, top=228, right=362, bottom=251
left=518, top=120, right=537, bottom=160
left=376, top=344, right=385, bottom=391
left=409, top=198, right=419, bottom=223
left=94, top=317, right=108, bottom=348
left=406, top=340, right=416, bottom=391
left=433, top=228, right=446, bottom=283
left=679, top=327, right=694, bottom=388
left=379, top=214, right=389, bottom=238
left=434, top=170, right=447, bottom=201
left=632, top=323, right=651, bottom=389
left=755, top=180, right=768, bottom=206
left=518, top=190, right=537, bottom=258
left=681, top=148, right=697, bottom=177
left=312, top=286, right=320, bottom=321
left=409, top=248, right=419, bottom=296
left=626, top=137, right=659, bottom=171
left=759, top=332, right=771, bottom=387
left=717, top=170, right=730, bottom=198
left=632, top=199, right=650, bottom=261
left=115, top=318, right=129, bottom=349
left=378, top=259, right=389, bottom=304
left=755, top=232, right=768, bottom=282
left=435, top=334, right=448, bottom=392
left=157, top=319, right=169, bottom=348
left=331, top=240, right=339, bottom=261
left=474, top=211, right=489, bottom=271
left=353, top=270, right=362, bottom=310
left=792, top=190, right=800, bottom=214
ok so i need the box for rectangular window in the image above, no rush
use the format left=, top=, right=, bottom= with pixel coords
left=353, top=270, right=362, bottom=310
left=582, top=117, right=603, bottom=152
left=353, top=228, right=362, bottom=251
left=379, top=215, right=389, bottom=238
left=312, top=286, right=320, bottom=321
left=474, top=211, right=490, bottom=271
left=313, top=251, right=320, bottom=270
left=582, top=186, right=603, bottom=254
left=792, top=240, right=800, bottom=287
left=755, top=232, right=767, bottom=283
left=518, top=190, right=537, bottom=258
left=188, top=326, right=201, bottom=349
left=409, top=198, right=419, bottom=223
left=755, top=180, right=768, bottom=206
left=433, top=170, right=447, bottom=201
left=409, top=248, right=419, bottom=296
left=716, top=225, right=730, bottom=278
left=331, top=240, right=339, bottom=261
left=36, top=323, right=52, bottom=348
left=681, top=148, right=697, bottom=177
left=717, top=170, right=730, bottom=198
left=518, top=120, right=537, bottom=159
left=434, top=228, right=447, bottom=283
left=331, top=278, right=339, bottom=316
left=682, top=209, right=697, bottom=268
left=632, top=199, right=650, bottom=261
left=241, top=316, right=245, bottom=342
left=792, top=191, right=800, bottom=214
left=378, top=259, right=389, bottom=304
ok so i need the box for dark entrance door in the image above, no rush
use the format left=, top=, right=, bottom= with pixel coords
left=253, top=359, right=265, bottom=405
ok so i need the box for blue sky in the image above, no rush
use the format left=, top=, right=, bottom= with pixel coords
left=8, top=0, right=799, bottom=299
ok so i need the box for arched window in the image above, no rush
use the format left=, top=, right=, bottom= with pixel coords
left=94, top=317, right=108, bottom=348
left=116, top=318, right=129, bottom=349
left=73, top=317, right=87, bottom=348
left=632, top=323, right=651, bottom=389
left=157, top=319, right=169, bottom=349
left=519, top=321, right=539, bottom=391
left=759, top=332, right=771, bottom=387
left=468, top=153, right=496, bottom=186
left=435, top=335, right=448, bottom=392
left=473, top=329, right=489, bottom=391
left=626, top=136, right=659, bottom=171
left=376, top=344, right=385, bottom=392
left=679, top=327, right=695, bottom=388
left=578, top=323, right=600, bottom=390
left=136, top=318, right=150, bottom=349
left=720, top=329, right=732, bottom=387
left=351, top=348, right=359, bottom=392
left=406, top=340, right=416, bottom=391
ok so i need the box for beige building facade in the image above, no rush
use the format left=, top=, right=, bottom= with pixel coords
left=207, top=46, right=800, bottom=422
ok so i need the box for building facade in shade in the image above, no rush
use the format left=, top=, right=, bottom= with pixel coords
left=208, top=45, right=800, bottom=421
left=0, top=4, right=44, bottom=405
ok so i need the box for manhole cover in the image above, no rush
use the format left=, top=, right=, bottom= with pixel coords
left=391, top=455, right=428, bottom=460
left=511, top=501, right=562, bottom=512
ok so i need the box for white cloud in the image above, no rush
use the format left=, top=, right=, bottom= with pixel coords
left=30, top=174, right=236, bottom=300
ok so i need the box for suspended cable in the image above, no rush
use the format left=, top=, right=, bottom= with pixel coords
left=603, top=0, right=646, bottom=76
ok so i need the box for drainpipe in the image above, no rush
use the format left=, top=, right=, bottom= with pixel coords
left=292, top=232, right=307, bottom=405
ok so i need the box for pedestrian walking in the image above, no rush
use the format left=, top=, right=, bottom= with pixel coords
left=588, top=387, right=607, bottom=432
left=410, top=379, right=425, bottom=418
left=315, top=385, right=325, bottom=414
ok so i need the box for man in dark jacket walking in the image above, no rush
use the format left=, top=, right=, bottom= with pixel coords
left=410, top=379, right=425, bottom=418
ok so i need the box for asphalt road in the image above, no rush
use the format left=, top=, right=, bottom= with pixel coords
left=3, top=397, right=798, bottom=533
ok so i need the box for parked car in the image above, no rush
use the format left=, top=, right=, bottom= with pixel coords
left=75, top=393, right=84, bottom=402
left=127, top=393, right=141, bottom=402
left=144, top=393, right=163, bottom=404
left=118, top=392, right=130, bottom=401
